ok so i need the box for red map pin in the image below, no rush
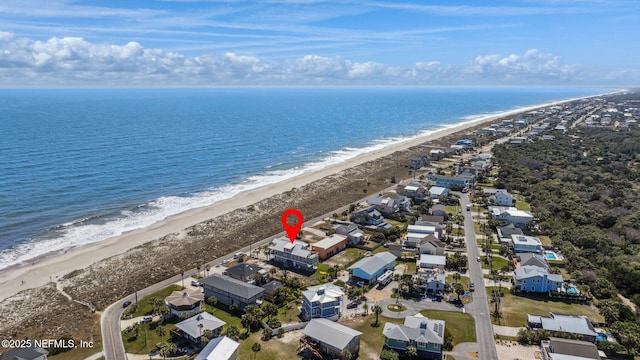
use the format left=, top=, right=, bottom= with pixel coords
left=281, top=208, right=303, bottom=244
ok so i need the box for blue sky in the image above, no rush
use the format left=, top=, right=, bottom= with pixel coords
left=0, top=0, right=638, bottom=87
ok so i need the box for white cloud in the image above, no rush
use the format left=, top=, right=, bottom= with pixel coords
left=0, top=33, right=634, bottom=86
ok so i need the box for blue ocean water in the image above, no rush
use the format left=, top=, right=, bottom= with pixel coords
left=0, top=87, right=608, bottom=269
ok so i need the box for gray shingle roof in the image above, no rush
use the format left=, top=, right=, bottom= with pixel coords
left=0, top=348, right=48, bottom=360
left=348, top=252, right=396, bottom=277
left=175, top=312, right=226, bottom=339
left=533, top=313, right=597, bottom=337
left=303, top=318, right=362, bottom=350
left=269, top=237, right=316, bottom=258
left=201, top=274, right=264, bottom=299
left=224, top=263, right=263, bottom=279
left=382, top=315, right=445, bottom=345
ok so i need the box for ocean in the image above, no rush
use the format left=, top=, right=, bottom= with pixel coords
left=0, top=87, right=608, bottom=270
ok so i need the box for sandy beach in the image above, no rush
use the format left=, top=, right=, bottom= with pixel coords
left=0, top=94, right=607, bottom=339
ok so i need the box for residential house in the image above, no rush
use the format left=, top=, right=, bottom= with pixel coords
left=489, top=206, right=533, bottom=227
left=455, top=139, right=474, bottom=147
left=419, top=215, right=445, bottom=224
left=483, top=189, right=516, bottom=206
left=223, top=263, right=267, bottom=285
left=383, top=315, right=445, bottom=359
left=430, top=205, right=447, bottom=218
left=261, top=280, right=284, bottom=303
left=195, top=336, right=239, bottom=360
left=351, top=206, right=384, bottom=226
left=414, top=269, right=446, bottom=295
left=419, top=236, right=446, bottom=256
left=311, top=234, right=347, bottom=260
left=0, top=348, right=48, bottom=360
left=302, top=318, right=362, bottom=359
left=418, top=254, right=446, bottom=270
left=387, top=194, right=412, bottom=212
left=397, top=182, right=430, bottom=203
left=367, top=196, right=399, bottom=215
left=409, top=155, right=430, bottom=170
left=428, top=174, right=475, bottom=190
left=348, top=252, right=396, bottom=286
left=540, top=337, right=603, bottom=360
left=269, top=237, right=319, bottom=272
left=301, top=284, right=345, bottom=320
left=335, top=223, right=364, bottom=245
left=513, top=265, right=563, bottom=293
left=201, top=274, right=264, bottom=310
left=429, top=186, right=449, bottom=198
left=527, top=313, right=597, bottom=342
left=405, top=225, right=438, bottom=248
left=517, top=253, right=549, bottom=270
left=165, top=288, right=204, bottom=318
left=511, top=235, right=544, bottom=254
left=171, top=312, right=226, bottom=345
left=497, top=223, right=524, bottom=244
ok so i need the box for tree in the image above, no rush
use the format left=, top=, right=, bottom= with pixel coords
left=251, top=342, right=261, bottom=360
left=362, top=302, right=369, bottom=316
left=205, top=264, right=211, bottom=276
left=262, top=302, right=279, bottom=320
left=223, top=324, right=241, bottom=341
left=242, top=305, right=265, bottom=331
left=452, top=272, right=461, bottom=284
left=373, top=305, right=383, bottom=327
left=380, top=349, right=399, bottom=360
left=406, top=345, right=418, bottom=360
left=454, top=282, right=465, bottom=301
left=206, top=295, right=217, bottom=307
left=341, top=348, right=352, bottom=360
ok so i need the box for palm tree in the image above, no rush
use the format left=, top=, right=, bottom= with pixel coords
left=362, top=302, right=368, bottom=316
left=251, top=342, right=261, bottom=360
left=454, top=283, right=465, bottom=301
left=373, top=305, right=383, bottom=327
left=223, top=324, right=241, bottom=341
left=205, top=264, right=211, bottom=277
left=452, top=272, right=461, bottom=284
left=406, top=345, right=418, bottom=360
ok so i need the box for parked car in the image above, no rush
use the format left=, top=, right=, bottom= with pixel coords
left=347, top=301, right=359, bottom=309
left=476, top=256, right=481, bottom=262
left=191, top=280, right=200, bottom=287
left=356, top=281, right=366, bottom=287
left=469, top=283, right=475, bottom=292
left=122, top=300, right=132, bottom=308
left=448, top=298, right=462, bottom=305
left=140, top=315, right=153, bottom=323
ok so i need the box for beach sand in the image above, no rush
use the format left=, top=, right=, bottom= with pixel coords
left=0, top=95, right=600, bottom=339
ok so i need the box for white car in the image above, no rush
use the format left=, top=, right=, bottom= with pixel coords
left=191, top=280, right=200, bottom=287
left=140, top=315, right=153, bottom=323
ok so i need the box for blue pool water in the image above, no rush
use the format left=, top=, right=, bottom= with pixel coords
left=545, top=252, right=558, bottom=260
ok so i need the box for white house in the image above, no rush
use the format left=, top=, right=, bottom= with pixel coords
left=511, top=235, right=544, bottom=254
left=406, top=225, right=438, bottom=248
left=301, top=284, right=345, bottom=321
left=489, top=206, right=533, bottom=227
left=195, top=336, right=239, bottom=360
left=428, top=186, right=449, bottom=198
left=418, top=254, right=446, bottom=269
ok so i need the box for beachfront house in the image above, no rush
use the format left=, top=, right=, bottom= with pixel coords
left=382, top=315, right=445, bottom=359
left=164, top=288, right=204, bottom=318
left=301, top=284, right=345, bottom=321
left=489, top=206, right=534, bottom=227
left=351, top=206, right=384, bottom=226
left=527, top=313, right=597, bottom=342
left=335, top=223, right=364, bottom=246
left=513, top=266, right=563, bottom=293
left=397, top=182, right=429, bottom=203
left=511, top=235, right=544, bottom=254
left=366, top=196, right=404, bottom=215
left=195, top=336, right=240, bottom=360
left=428, top=173, right=475, bottom=190
left=311, top=234, right=347, bottom=260
left=201, top=274, right=264, bottom=310
left=223, top=263, right=268, bottom=285
left=171, top=312, right=226, bottom=346
left=301, top=318, right=362, bottom=359
left=348, top=252, right=396, bottom=286
left=269, top=237, right=319, bottom=272
left=409, top=155, right=430, bottom=170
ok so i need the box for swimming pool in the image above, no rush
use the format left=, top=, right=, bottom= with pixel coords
left=545, top=252, right=558, bottom=260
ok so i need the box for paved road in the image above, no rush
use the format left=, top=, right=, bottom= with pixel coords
left=459, top=192, right=498, bottom=360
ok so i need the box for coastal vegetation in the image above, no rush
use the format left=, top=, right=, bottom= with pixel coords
left=492, top=119, right=640, bottom=353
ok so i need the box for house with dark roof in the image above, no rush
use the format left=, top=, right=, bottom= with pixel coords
left=223, top=263, right=267, bottom=284
left=335, top=223, right=364, bottom=245
left=164, top=288, right=204, bottom=318
left=348, top=252, right=396, bottom=286
left=383, top=315, right=445, bottom=359
left=171, top=312, right=226, bottom=345
left=527, top=313, right=597, bottom=342
left=351, top=206, right=384, bottom=226
left=261, top=280, right=284, bottom=303
left=497, top=223, right=524, bottom=244
left=419, top=236, right=446, bottom=256
left=301, top=318, right=362, bottom=359
left=0, top=348, right=48, bottom=360
left=540, top=337, right=602, bottom=360
left=201, top=274, right=264, bottom=310
left=430, top=204, right=446, bottom=218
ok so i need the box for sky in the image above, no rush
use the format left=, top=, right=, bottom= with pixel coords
left=0, top=0, right=639, bottom=87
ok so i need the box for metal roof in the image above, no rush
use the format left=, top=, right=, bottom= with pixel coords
left=303, top=318, right=362, bottom=350
left=200, top=274, right=264, bottom=299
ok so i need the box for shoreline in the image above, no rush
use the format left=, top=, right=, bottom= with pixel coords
left=0, top=91, right=615, bottom=304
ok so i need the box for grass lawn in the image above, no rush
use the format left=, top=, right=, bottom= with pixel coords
left=446, top=274, right=471, bottom=289
left=349, top=315, right=404, bottom=356
left=481, top=256, right=511, bottom=271
left=446, top=205, right=459, bottom=215
left=127, top=284, right=183, bottom=318
left=203, top=304, right=242, bottom=328
left=538, top=235, right=553, bottom=247
left=513, top=195, right=531, bottom=211
left=420, top=310, right=476, bottom=345
left=314, top=263, right=331, bottom=283
left=487, top=287, right=604, bottom=327
left=237, top=329, right=300, bottom=360
left=123, top=320, right=176, bottom=355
